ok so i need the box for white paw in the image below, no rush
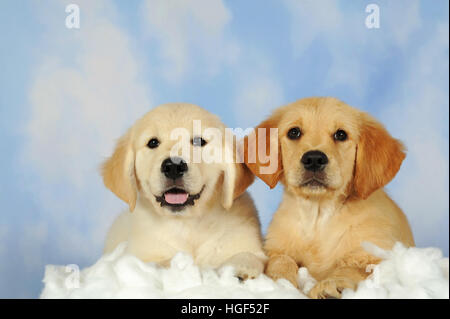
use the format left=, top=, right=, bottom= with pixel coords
left=220, top=252, right=265, bottom=280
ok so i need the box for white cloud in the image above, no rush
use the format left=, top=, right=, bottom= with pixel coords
left=283, top=0, right=344, bottom=55
left=233, top=76, right=284, bottom=129
left=22, top=0, right=153, bottom=262
left=383, top=1, right=421, bottom=46
left=382, top=22, right=449, bottom=250
left=232, top=50, right=285, bottom=129
left=283, top=0, right=422, bottom=94
left=19, top=222, right=49, bottom=271
left=284, top=0, right=422, bottom=54
left=141, top=0, right=239, bottom=82
left=283, top=0, right=367, bottom=92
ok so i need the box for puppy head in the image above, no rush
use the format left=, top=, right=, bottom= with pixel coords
left=245, top=97, right=405, bottom=200
left=102, top=103, right=253, bottom=215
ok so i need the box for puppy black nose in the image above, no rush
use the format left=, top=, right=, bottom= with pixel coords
left=161, top=157, right=188, bottom=180
left=301, top=150, right=328, bottom=172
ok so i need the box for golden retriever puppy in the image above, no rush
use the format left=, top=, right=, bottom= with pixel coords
left=102, top=103, right=265, bottom=280
left=244, top=97, right=414, bottom=298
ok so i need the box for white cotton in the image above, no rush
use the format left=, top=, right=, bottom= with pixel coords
left=342, top=242, right=449, bottom=299
left=40, top=242, right=449, bottom=299
left=297, top=267, right=317, bottom=295
left=40, top=243, right=305, bottom=299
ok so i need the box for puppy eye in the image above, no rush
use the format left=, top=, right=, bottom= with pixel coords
left=192, top=136, right=207, bottom=147
left=147, top=138, right=160, bottom=149
left=287, top=127, right=302, bottom=140
left=334, top=129, right=348, bottom=141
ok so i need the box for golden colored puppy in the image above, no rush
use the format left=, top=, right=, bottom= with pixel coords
left=103, top=103, right=265, bottom=279
left=244, top=97, right=414, bottom=298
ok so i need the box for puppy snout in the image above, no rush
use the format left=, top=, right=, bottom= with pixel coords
left=161, top=157, right=188, bottom=180
left=301, top=150, right=328, bottom=172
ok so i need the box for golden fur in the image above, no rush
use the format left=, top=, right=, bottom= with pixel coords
left=103, top=103, right=265, bottom=279
left=245, top=97, right=414, bottom=298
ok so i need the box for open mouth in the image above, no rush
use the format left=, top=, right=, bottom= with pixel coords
left=155, top=186, right=204, bottom=212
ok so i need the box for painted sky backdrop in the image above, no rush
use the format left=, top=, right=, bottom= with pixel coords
left=0, top=0, right=448, bottom=298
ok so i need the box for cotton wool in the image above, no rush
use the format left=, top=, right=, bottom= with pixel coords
left=40, top=242, right=449, bottom=299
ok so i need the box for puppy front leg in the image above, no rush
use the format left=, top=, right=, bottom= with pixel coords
left=220, top=252, right=265, bottom=280
left=158, top=258, right=172, bottom=268
left=309, top=253, right=381, bottom=299
left=308, top=267, right=367, bottom=299
left=265, top=254, right=299, bottom=288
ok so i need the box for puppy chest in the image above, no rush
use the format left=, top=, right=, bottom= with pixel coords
left=132, top=217, right=227, bottom=263
left=130, top=219, right=197, bottom=258
left=268, top=211, right=344, bottom=274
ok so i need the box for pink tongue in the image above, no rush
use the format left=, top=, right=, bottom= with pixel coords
left=164, top=192, right=189, bottom=205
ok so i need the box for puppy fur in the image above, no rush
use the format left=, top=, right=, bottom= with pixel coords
left=103, top=103, right=266, bottom=279
left=245, top=97, right=414, bottom=298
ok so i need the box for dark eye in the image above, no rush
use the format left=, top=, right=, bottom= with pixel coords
left=287, top=127, right=302, bottom=140
left=147, top=138, right=160, bottom=149
left=334, top=129, right=348, bottom=141
left=192, top=136, right=207, bottom=147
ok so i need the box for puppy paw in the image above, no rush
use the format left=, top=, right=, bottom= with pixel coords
left=265, top=255, right=299, bottom=288
left=221, top=252, right=264, bottom=281
left=308, top=277, right=357, bottom=299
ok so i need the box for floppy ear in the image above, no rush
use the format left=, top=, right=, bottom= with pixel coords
left=221, top=161, right=255, bottom=210
left=101, top=130, right=137, bottom=211
left=243, top=115, right=283, bottom=189
left=221, top=134, right=255, bottom=209
left=353, top=114, right=406, bottom=199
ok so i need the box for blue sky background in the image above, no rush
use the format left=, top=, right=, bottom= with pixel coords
left=0, top=0, right=448, bottom=298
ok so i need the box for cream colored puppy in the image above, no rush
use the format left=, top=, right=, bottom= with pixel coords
left=103, top=103, right=265, bottom=279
